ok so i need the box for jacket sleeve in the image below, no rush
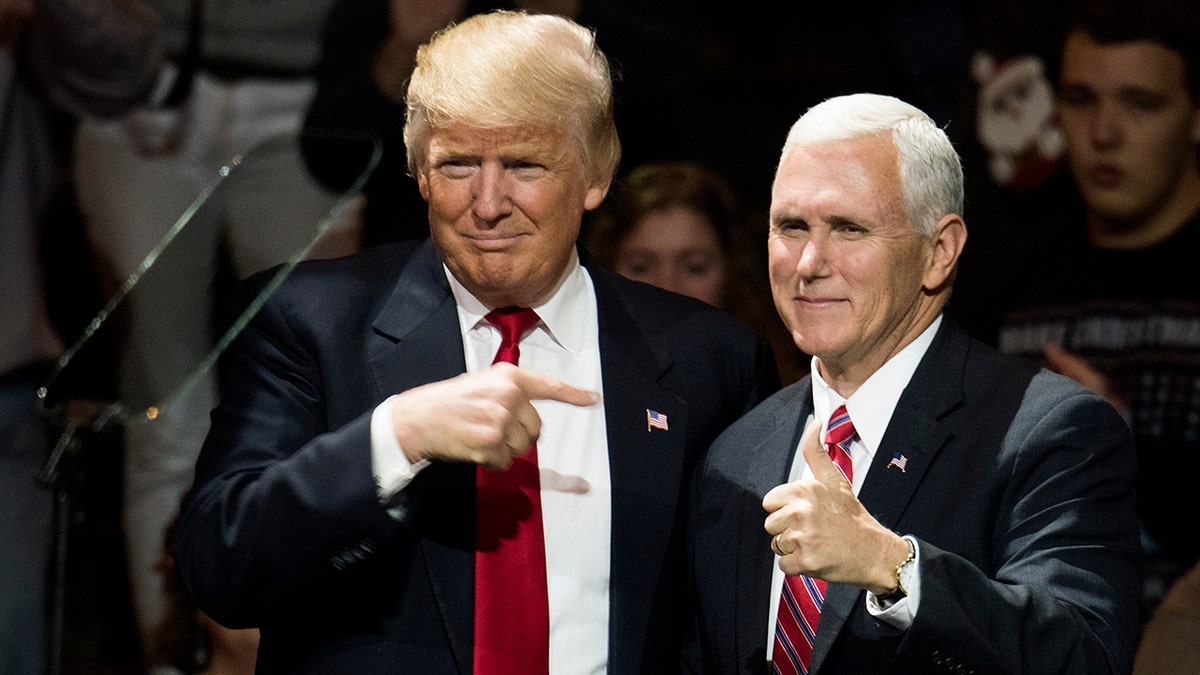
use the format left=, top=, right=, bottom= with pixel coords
left=899, top=378, right=1142, bottom=675
left=170, top=289, right=402, bottom=628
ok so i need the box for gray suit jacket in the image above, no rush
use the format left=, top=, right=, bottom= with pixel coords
left=688, top=316, right=1141, bottom=675
left=173, top=239, right=779, bottom=673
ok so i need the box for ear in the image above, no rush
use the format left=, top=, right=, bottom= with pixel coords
left=584, top=178, right=611, bottom=211
left=416, top=168, right=431, bottom=202
left=922, top=214, right=967, bottom=291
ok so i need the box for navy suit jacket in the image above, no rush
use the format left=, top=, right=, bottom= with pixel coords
left=172, top=239, right=779, bottom=673
left=688, top=317, right=1142, bottom=675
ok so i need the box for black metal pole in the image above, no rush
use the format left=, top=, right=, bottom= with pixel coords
left=37, top=421, right=81, bottom=675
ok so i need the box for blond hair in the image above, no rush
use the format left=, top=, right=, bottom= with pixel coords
left=404, top=10, right=620, bottom=183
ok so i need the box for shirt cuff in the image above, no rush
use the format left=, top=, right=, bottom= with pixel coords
left=866, top=535, right=921, bottom=629
left=371, top=395, right=429, bottom=519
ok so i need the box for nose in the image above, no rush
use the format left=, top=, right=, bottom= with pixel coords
left=794, top=232, right=829, bottom=280
left=472, top=164, right=512, bottom=223
left=655, top=266, right=686, bottom=297
left=1089, top=101, right=1122, bottom=149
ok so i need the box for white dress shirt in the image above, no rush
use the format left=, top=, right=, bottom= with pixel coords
left=766, top=315, right=942, bottom=658
left=370, top=251, right=610, bottom=674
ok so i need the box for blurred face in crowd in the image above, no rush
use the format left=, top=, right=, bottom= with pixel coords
left=614, top=206, right=728, bottom=307
left=1058, top=30, right=1200, bottom=232
left=768, top=133, right=960, bottom=385
left=417, top=123, right=609, bottom=308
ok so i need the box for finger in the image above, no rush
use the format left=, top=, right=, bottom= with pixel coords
left=762, top=482, right=795, bottom=515
left=1042, top=343, right=1079, bottom=374
left=1043, top=344, right=1108, bottom=393
left=510, top=368, right=601, bottom=407
left=771, top=532, right=794, bottom=556
left=509, top=397, right=543, bottom=452
left=1044, top=344, right=1092, bottom=378
left=800, top=416, right=847, bottom=487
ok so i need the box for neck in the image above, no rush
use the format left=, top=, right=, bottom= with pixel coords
left=816, top=301, right=943, bottom=398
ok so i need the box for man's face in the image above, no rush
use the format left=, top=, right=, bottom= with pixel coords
left=1058, top=31, right=1200, bottom=227
left=768, top=134, right=948, bottom=380
left=417, top=124, right=608, bottom=308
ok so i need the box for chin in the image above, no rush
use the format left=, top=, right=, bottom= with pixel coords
left=789, top=331, right=829, bottom=358
left=1084, top=198, right=1147, bottom=227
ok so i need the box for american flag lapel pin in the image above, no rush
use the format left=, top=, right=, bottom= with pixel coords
left=646, top=409, right=669, bottom=432
left=887, top=452, right=908, bottom=472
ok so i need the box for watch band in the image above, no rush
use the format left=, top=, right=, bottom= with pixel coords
left=877, top=536, right=917, bottom=604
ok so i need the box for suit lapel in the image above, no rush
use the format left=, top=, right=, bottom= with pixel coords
left=809, top=319, right=967, bottom=673
left=589, top=270, right=688, bottom=674
left=857, top=318, right=966, bottom=529
left=366, top=240, right=476, bottom=671
left=367, top=239, right=465, bottom=395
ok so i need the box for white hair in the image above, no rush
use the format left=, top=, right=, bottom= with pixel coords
left=779, top=93, right=963, bottom=235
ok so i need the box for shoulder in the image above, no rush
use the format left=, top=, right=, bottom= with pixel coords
left=1013, top=368, right=1130, bottom=439
left=710, top=377, right=810, bottom=452
left=234, top=240, right=425, bottom=331
left=951, top=329, right=1133, bottom=458
left=953, top=326, right=1093, bottom=414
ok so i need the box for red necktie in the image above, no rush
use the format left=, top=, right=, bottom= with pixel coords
left=474, top=307, right=550, bottom=675
left=773, top=405, right=856, bottom=675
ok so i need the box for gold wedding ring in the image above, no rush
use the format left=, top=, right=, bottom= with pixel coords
left=774, top=533, right=794, bottom=556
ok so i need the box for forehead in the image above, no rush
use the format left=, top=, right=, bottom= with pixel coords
left=425, top=123, right=575, bottom=161
left=1060, top=32, right=1188, bottom=94
left=625, top=207, right=720, bottom=248
left=771, top=134, right=903, bottom=218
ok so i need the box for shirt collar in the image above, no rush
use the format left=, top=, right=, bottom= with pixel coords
left=444, top=250, right=592, bottom=355
left=810, top=313, right=942, bottom=455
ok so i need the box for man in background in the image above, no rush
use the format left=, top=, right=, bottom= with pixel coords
left=993, top=0, right=1200, bottom=615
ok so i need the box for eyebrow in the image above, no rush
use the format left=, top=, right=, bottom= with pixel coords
left=826, top=215, right=857, bottom=226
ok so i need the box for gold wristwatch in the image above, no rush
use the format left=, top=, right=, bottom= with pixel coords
left=877, top=536, right=917, bottom=604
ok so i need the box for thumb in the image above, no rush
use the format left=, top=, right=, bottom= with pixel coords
left=801, top=417, right=848, bottom=486
left=514, top=368, right=602, bottom=407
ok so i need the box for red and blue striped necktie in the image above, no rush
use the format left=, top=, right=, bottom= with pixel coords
left=773, top=405, right=856, bottom=674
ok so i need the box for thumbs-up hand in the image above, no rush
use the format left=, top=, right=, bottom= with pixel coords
left=800, top=415, right=853, bottom=488
left=763, top=417, right=909, bottom=594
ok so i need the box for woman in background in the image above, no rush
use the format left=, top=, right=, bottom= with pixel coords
left=586, top=161, right=804, bottom=384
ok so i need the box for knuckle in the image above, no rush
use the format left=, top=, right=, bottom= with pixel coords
left=476, top=425, right=506, bottom=449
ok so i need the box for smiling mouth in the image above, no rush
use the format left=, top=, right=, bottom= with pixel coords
left=468, top=233, right=526, bottom=250
left=795, top=296, right=846, bottom=309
